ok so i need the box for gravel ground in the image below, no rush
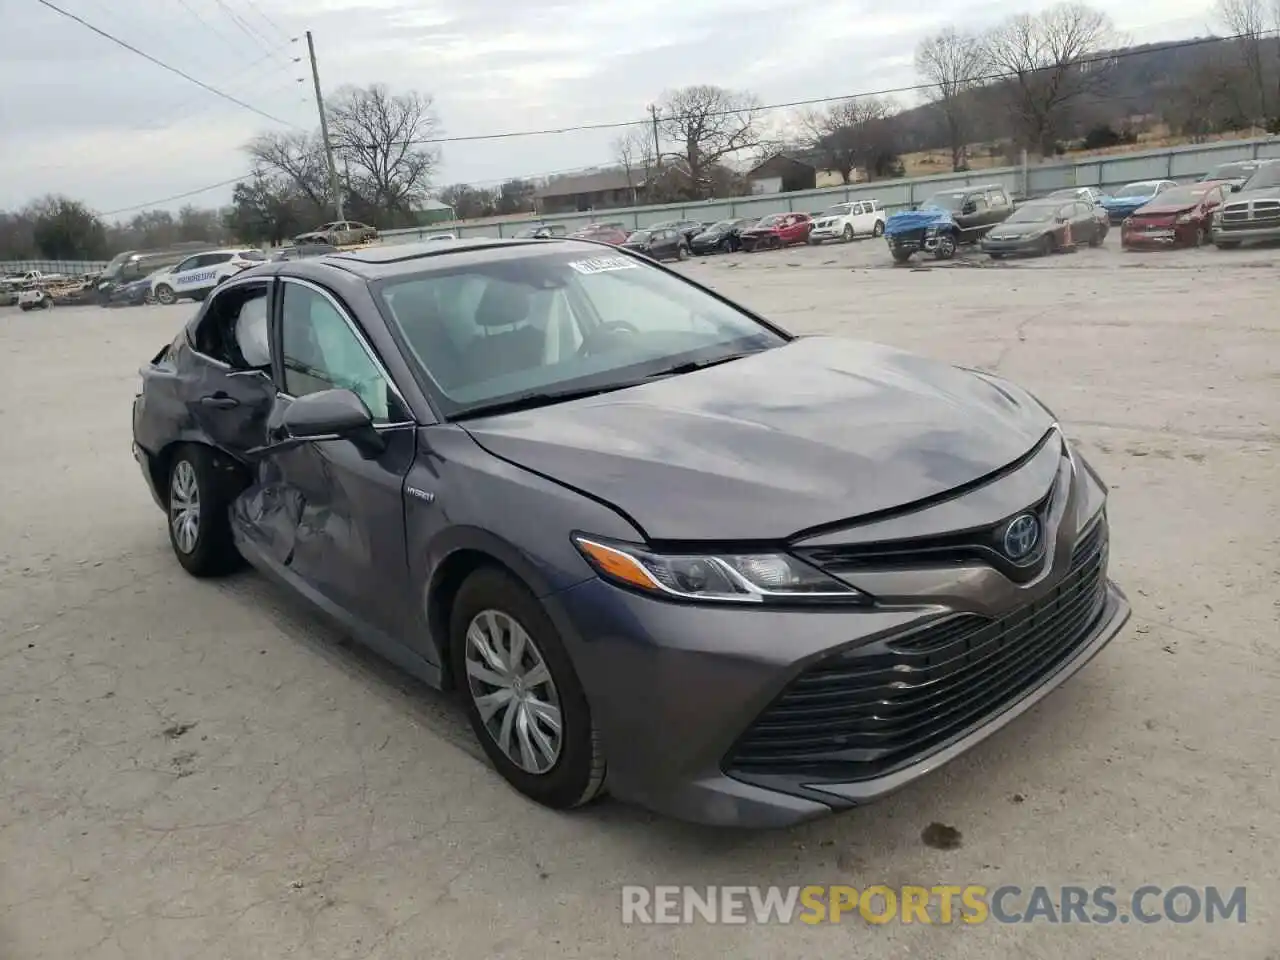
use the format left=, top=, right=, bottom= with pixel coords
left=1, top=237, right=1277, bottom=959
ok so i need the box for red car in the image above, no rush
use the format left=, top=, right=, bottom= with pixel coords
left=570, top=223, right=629, bottom=245
left=739, top=213, right=813, bottom=251
left=1121, top=181, right=1229, bottom=250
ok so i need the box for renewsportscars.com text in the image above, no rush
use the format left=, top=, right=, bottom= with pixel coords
left=620, top=884, right=1247, bottom=925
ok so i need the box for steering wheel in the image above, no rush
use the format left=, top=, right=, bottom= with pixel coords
left=577, top=319, right=641, bottom=356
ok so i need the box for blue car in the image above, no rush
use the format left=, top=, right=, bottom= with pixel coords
left=884, top=184, right=1015, bottom=262
left=1099, top=180, right=1177, bottom=225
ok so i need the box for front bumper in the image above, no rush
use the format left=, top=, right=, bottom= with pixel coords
left=1121, top=224, right=1192, bottom=248
left=546, top=448, right=1129, bottom=827
left=981, top=235, right=1048, bottom=255
left=1212, top=223, right=1280, bottom=242
left=809, top=227, right=842, bottom=241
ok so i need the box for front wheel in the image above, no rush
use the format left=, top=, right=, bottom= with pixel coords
left=451, top=568, right=606, bottom=810
left=1088, top=228, right=1105, bottom=248
left=154, top=283, right=176, bottom=305
left=872, top=220, right=885, bottom=238
left=1214, top=240, right=1241, bottom=249
left=18, top=303, right=32, bottom=312
left=166, top=444, right=245, bottom=577
left=1040, top=235, right=1055, bottom=257
left=40, top=295, right=53, bottom=310
left=891, top=248, right=913, bottom=263
left=932, top=232, right=957, bottom=260
left=675, top=243, right=689, bottom=261
left=842, top=224, right=854, bottom=242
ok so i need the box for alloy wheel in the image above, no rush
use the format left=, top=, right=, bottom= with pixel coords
left=169, top=460, right=200, bottom=555
left=155, top=284, right=175, bottom=305
left=464, top=609, right=563, bottom=775
left=843, top=224, right=854, bottom=241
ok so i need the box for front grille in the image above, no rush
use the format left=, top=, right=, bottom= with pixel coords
left=726, top=518, right=1109, bottom=781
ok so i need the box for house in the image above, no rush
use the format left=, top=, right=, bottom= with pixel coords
left=534, top=169, right=646, bottom=214
left=747, top=152, right=854, bottom=193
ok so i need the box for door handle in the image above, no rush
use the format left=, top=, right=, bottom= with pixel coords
left=200, top=394, right=240, bottom=409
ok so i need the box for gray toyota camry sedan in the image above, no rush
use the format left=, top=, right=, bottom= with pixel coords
left=131, top=237, right=1131, bottom=827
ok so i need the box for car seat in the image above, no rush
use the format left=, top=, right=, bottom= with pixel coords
left=460, top=280, right=544, bottom=384
left=388, top=284, right=464, bottom=390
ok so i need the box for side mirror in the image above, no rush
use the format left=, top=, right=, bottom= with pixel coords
left=251, top=388, right=387, bottom=458
left=284, top=388, right=376, bottom=438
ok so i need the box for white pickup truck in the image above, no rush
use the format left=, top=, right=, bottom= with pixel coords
left=15, top=271, right=72, bottom=311
left=5, top=270, right=65, bottom=288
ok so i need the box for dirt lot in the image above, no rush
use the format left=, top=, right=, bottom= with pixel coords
left=1, top=237, right=1277, bottom=959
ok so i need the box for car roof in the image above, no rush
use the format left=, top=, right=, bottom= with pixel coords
left=307, top=236, right=629, bottom=280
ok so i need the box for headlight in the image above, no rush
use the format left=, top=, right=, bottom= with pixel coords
left=1175, top=212, right=1196, bottom=224
left=572, top=535, right=867, bottom=604
left=1212, top=210, right=1223, bottom=223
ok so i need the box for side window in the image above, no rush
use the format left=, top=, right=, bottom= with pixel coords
left=969, top=195, right=989, bottom=211
left=204, top=253, right=234, bottom=266
left=989, top=189, right=1008, bottom=206
left=173, top=256, right=198, bottom=274
left=193, top=281, right=271, bottom=368
left=279, top=282, right=404, bottom=423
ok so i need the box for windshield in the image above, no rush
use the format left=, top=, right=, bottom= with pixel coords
left=375, top=249, right=785, bottom=418
left=921, top=192, right=966, bottom=211
left=1115, top=182, right=1160, bottom=199
left=822, top=206, right=851, bottom=217
left=1006, top=203, right=1059, bottom=223
left=626, top=230, right=650, bottom=242
left=100, top=251, right=134, bottom=280
left=709, top=220, right=736, bottom=231
left=1242, top=162, right=1280, bottom=191
left=1205, top=162, right=1255, bottom=180
left=755, top=215, right=783, bottom=227
left=1147, top=185, right=1212, bottom=206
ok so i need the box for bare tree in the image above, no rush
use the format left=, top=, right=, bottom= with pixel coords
left=655, top=86, right=763, bottom=198
left=915, top=28, right=989, bottom=171
left=612, top=127, right=655, bottom=203
left=800, top=97, right=896, bottom=183
left=1213, top=0, right=1276, bottom=124
left=327, top=84, right=441, bottom=223
left=983, top=2, right=1117, bottom=155
left=244, top=130, right=331, bottom=213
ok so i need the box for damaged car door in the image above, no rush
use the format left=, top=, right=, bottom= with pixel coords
left=243, top=276, right=418, bottom=642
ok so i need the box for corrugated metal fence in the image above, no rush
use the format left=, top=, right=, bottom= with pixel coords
left=5, top=135, right=1278, bottom=275
left=382, top=135, right=1280, bottom=241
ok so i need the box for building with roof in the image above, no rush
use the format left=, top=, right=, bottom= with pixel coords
left=533, top=169, right=646, bottom=214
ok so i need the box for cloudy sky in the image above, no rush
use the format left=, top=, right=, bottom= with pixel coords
left=3, top=0, right=1216, bottom=217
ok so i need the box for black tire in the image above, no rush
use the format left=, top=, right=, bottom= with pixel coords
left=872, top=220, right=885, bottom=237
left=165, top=444, right=245, bottom=577
left=842, top=224, right=854, bottom=242
left=988, top=251, right=1005, bottom=260
left=40, top=295, right=53, bottom=310
left=18, top=303, right=32, bottom=312
left=451, top=567, right=606, bottom=810
left=1040, top=235, right=1055, bottom=257
left=676, top=243, right=689, bottom=261
left=891, top=248, right=913, bottom=263
left=1088, top=225, right=1105, bottom=247
left=933, top=232, right=957, bottom=260
left=1214, top=240, right=1240, bottom=249
left=720, top=237, right=732, bottom=253
left=155, top=283, right=176, bottom=305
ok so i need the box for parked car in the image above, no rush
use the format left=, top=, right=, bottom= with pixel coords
left=884, top=184, right=1014, bottom=262
left=105, top=269, right=168, bottom=306
left=689, top=218, right=755, bottom=254
left=570, top=224, right=629, bottom=245
left=1098, top=180, right=1177, bottom=224
left=1045, top=186, right=1109, bottom=205
left=149, top=249, right=267, bottom=305
left=130, top=236, right=1129, bottom=827
left=1198, top=161, right=1262, bottom=191
left=295, top=221, right=378, bottom=246
left=515, top=223, right=569, bottom=239
left=96, top=246, right=220, bottom=303
left=981, top=199, right=1106, bottom=258
left=807, top=200, right=886, bottom=243
left=272, top=242, right=339, bottom=261
left=648, top=219, right=707, bottom=244
left=1211, top=159, right=1280, bottom=249
left=620, top=227, right=690, bottom=261
left=739, top=213, right=813, bottom=251
left=1121, top=181, right=1229, bottom=250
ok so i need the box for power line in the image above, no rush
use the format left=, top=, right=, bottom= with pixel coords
left=238, top=0, right=292, bottom=43
left=212, top=0, right=287, bottom=63
left=33, top=0, right=299, bottom=129
left=95, top=28, right=1269, bottom=217
left=172, top=0, right=258, bottom=67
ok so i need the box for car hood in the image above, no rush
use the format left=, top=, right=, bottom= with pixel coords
left=692, top=230, right=724, bottom=241
left=884, top=209, right=953, bottom=235
left=460, top=337, right=1054, bottom=541
left=1130, top=202, right=1195, bottom=217
left=742, top=224, right=780, bottom=234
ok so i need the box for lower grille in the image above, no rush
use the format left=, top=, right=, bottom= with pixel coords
left=726, top=518, right=1109, bottom=781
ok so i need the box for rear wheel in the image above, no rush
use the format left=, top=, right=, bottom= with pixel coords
left=40, top=294, right=53, bottom=309
left=1040, top=235, right=1055, bottom=257
left=451, top=568, right=606, bottom=810
left=166, top=444, right=245, bottom=577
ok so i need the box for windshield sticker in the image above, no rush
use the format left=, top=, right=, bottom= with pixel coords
left=568, top=255, right=640, bottom=275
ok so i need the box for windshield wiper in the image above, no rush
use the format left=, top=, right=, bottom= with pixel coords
left=642, top=351, right=755, bottom=380
left=450, top=383, right=638, bottom=421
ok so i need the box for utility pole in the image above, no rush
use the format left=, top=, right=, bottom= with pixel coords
left=648, top=103, right=662, bottom=171
left=306, top=30, right=344, bottom=221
